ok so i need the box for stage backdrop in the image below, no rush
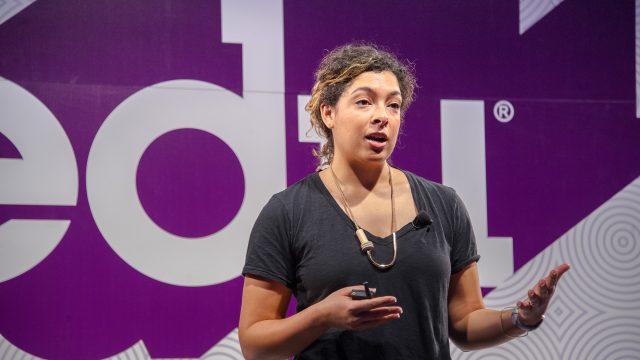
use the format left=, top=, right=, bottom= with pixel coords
left=1, top=1, right=639, bottom=359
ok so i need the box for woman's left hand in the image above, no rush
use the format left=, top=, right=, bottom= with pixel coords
left=516, top=263, right=571, bottom=325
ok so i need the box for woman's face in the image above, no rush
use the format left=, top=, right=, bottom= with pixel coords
left=322, top=70, right=402, bottom=166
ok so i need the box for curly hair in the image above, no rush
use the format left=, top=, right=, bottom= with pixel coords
left=305, top=43, right=417, bottom=168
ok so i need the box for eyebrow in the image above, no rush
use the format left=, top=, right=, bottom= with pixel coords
left=350, top=86, right=402, bottom=98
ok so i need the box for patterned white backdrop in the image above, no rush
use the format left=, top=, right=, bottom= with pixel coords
left=450, top=177, right=640, bottom=359
left=2, top=175, right=638, bottom=359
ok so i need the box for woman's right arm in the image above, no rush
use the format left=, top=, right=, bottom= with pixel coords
left=238, top=275, right=403, bottom=360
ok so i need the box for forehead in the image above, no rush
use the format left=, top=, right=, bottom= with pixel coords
left=345, top=71, right=401, bottom=95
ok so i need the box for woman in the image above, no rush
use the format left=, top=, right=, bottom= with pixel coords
left=239, top=44, right=569, bottom=360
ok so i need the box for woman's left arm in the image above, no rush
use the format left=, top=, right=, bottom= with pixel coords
left=448, top=262, right=570, bottom=351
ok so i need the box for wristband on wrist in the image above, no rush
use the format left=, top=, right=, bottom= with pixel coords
left=511, top=307, right=544, bottom=332
left=500, top=307, right=545, bottom=338
left=500, top=307, right=527, bottom=338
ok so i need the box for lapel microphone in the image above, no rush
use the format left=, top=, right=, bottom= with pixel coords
left=412, top=210, right=433, bottom=229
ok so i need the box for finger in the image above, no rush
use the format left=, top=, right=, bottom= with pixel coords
left=352, top=308, right=401, bottom=326
left=340, top=284, right=373, bottom=293
left=519, top=298, right=533, bottom=310
left=356, top=296, right=398, bottom=311
left=536, top=279, right=550, bottom=298
left=338, top=286, right=357, bottom=296
left=356, top=313, right=401, bottom=330
left=527, top=289, right=536, bottom=305
left=528, top=289, right=544, bottom=307
left=549, top=264, right=571, bottom=286
left=546, top=270, right=559, bottom=289
left=366, top=305, right=402, bottom=314
left=538, top=280, right=548, bottom=296
left=555, top=263, right=571, bottom=276
left=359, top=306, right=403, bottom=319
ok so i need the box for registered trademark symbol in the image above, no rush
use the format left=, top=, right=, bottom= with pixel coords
left=493, top=100, right=514, bottom=123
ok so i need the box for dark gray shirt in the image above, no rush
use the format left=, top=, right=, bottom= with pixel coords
left=243, top=170, right=479, bottom=359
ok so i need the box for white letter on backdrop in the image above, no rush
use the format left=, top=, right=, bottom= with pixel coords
left=0, top=78, right=78, bottom=282
left=86, top=0, right=286, bottom=286
left=441, top=99, right=514, bottom=287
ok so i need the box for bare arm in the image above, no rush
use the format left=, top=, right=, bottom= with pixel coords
left=238, top=275, right=403, bottom=360
left=448, top=262, right=570, bottom=351
left=447, top=262, right=519, bottom=350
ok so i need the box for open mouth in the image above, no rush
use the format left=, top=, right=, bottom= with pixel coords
left=365, top=133, right=388, bottom=144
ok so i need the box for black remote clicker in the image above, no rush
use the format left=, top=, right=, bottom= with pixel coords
left=350, top=281, right=373, bottom=300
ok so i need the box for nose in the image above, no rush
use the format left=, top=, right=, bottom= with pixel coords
left=372, top=105, right=389, bottom=126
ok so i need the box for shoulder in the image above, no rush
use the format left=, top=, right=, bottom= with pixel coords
left=271, top=172, right=322, bottom=205
left=250, top=176, right=321, bottom=245
left=400, top=169, right=464, bottom=227
left=261, top=172, right=325, bottom=222
left=402, top=169, right=457, bottom=199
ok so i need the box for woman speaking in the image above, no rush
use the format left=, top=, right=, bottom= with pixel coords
left=238, top=43, right=569, bottom=360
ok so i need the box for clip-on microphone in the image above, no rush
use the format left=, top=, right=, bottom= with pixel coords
left=412, top=210, right=433, bottom=230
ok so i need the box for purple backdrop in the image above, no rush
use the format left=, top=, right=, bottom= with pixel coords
left=0, top=1, right=637, bottom=358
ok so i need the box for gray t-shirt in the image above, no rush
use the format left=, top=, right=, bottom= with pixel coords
left=243, top=170, right=480, bottom=359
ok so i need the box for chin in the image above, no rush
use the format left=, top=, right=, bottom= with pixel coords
left=365, top=153, right=390, bottom=163
left=353, top=147, right=393, bottom=164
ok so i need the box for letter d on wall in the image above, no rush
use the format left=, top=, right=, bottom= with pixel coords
left=86, top=0, right=286, bottom=286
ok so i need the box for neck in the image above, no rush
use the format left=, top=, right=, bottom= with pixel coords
left=330, top=156, right=389, bottom=191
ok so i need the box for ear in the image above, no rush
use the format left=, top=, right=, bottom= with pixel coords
left=320, top=103, right=335, bottom=129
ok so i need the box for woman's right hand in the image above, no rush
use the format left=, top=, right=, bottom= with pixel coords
left=239, top=277, right=401, bottom=360
left=315, top=285, right=402, bottom=331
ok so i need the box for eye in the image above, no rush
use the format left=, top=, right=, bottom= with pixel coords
left=388, top=102, right=401, bottom=111
left=355, top=99, right=371, bottom=106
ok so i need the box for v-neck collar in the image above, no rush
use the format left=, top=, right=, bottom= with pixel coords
left=312, top=170, right=420, bottom=244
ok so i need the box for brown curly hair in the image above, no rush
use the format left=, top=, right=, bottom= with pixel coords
left=305, top=43, right=417, bottom=168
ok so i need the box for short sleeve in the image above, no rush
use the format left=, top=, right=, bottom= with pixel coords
left=242, top=195, right=296, bottom=290
left=450, top=191, right=480, bottom=274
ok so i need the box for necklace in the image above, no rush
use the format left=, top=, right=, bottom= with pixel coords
left=330, top=163, right=397, bottom=270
